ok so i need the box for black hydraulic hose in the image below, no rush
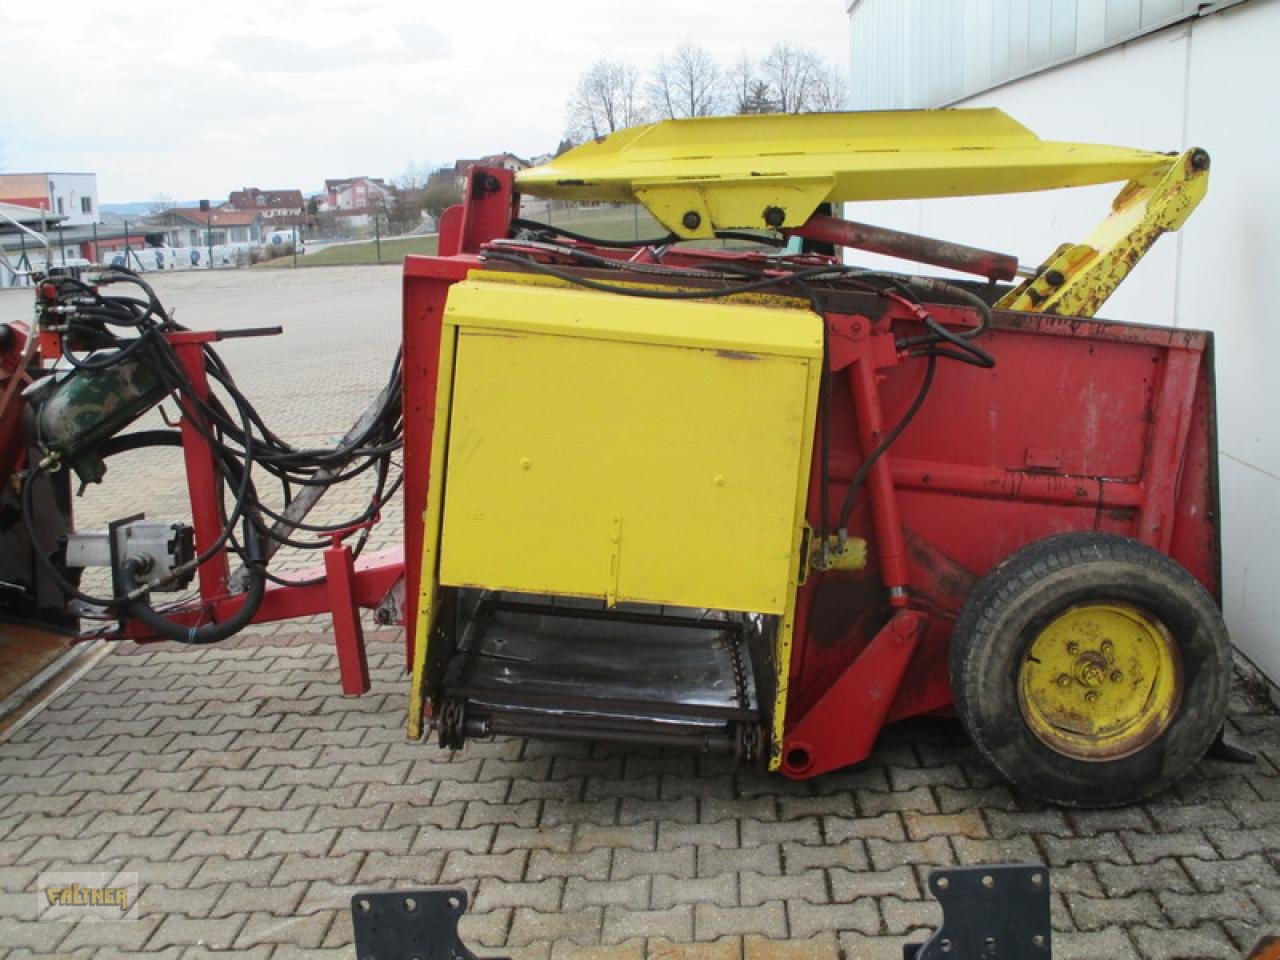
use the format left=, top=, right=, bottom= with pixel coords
left=104, top=424, right=268, bottom=643
left=120, top=533, right=266, bottom=645
left=512, top=217, right=678, bottom=249
left=835, top=353, right=937, bottom=537
left=21, top=465, right=122, bottom=609
left=31, top=270, right=402, bottom=641
left=714, top=230, right=786, bottom=248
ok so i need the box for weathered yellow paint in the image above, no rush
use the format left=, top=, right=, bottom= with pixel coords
left=1018, top=602, right=1183, bottom=761
left=518, top=109, right=1178, bottom=239
left=810, top=534, right=869, bottom=574
left=436, top=277, right=823, bottom=616
left=768, top=557, right=804, bottom=772
left=997, top=148, right=1210, bottom=317
left=407, top=325, right=458, bottom=741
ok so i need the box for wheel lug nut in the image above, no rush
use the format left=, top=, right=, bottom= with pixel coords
left=1101, top=641, right=1113, bottom=654
left=1085, top=690, right=1099, bottom=703
left=1056, top=674, right=1071, bottom=687
left=1110, top=671, right=1123, bottom=683
left=1067, top=642, right=1080, bottom=654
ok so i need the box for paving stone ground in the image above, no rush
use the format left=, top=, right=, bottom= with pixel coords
left=2, top=269, right=1279, bottom=960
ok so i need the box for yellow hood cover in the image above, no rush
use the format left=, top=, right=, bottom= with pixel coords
left=517, top=109, right=1177, bottom=239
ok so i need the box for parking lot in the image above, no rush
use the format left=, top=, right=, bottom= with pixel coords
left=1, top=267, right=1279, bottom=959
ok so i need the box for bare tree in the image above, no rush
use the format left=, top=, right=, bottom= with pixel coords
left=728, top=53, right=780, bottom=114
left=566, top=60, right=646, bottom=142
left=806, top=62, right=848, bottom=113
left=649, top=41, right=722, bottom=120
left=760, top=42, right=821, bottom=113
left=147, top=193, right=175, bottom=216
left=745, top=43, right=847, bottom=114
left=728, top=53, right=762, bottom=114
left=393, top=161, right=436, bottom=191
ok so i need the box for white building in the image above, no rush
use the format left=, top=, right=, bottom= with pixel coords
left=845, top=0, right=1280, bottom=680
left=0, top=172, right=99, bottom=227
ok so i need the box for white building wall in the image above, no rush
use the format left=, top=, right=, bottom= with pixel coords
left=845, top=0, right=1280, bottom=680
left=46, top=173, right=98, bottom=227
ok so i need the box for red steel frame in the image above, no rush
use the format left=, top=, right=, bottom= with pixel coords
left=93, top=171, right=522, bottom=686
left=104, top=331, right=403, bottom=696
left=16, top=165, right=1216, bottom=781
left=399, top=167, right=1222, bottom=778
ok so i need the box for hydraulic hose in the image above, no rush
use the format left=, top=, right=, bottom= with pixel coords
left=119, top=532, right=266, bottom=645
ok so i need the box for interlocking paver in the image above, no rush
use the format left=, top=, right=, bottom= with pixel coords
left=528, top=846, right=611, bottom=882
left=695, top=901, right=786, bottom=940
left=563, top=875, right=649, bottom=910
left=651, top=874, right=737, bottom=910
left=1066, top=891, right=1163, bottom=931
left=829, top=864, right=918, bottom=902
left=740, top=869, right=825, bottom=906
left=1, top=268, right=1279, bottom=960
left=510, top=904, right=603, bottom=947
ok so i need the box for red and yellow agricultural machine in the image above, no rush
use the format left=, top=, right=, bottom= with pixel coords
left=1, top=108, right=1229, bottom=814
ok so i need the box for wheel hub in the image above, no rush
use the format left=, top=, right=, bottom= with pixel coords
left=1018, top=602, right=1183, bottom=761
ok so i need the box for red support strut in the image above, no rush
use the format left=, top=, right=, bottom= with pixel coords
left=325, top=536, right=370, bottom=696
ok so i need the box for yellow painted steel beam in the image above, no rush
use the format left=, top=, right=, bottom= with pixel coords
left=517, top=109, right=1180, bottom=240
left=407, top=324, right=459, bottom=742
left=996, top=148, right=1210, bottom=317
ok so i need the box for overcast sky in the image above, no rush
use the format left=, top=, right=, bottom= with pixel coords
left=1, top=1, right=850, bottom=203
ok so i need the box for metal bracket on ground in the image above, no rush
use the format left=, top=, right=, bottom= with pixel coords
left=905, top=863, right=1052, bottom=959
left=350, top=889, right=506, bottom=960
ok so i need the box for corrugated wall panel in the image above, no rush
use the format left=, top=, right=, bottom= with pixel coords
left=847, top=0, right=1211, bottom=108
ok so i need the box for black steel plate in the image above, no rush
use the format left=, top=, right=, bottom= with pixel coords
left=350, top=889, right=506, bottom=960
left=907, top=864, right=1051, bottom=960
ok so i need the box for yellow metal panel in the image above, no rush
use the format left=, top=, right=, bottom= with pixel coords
left=997, top=149, right=1210, bottom=318
left=436, top=279, right=822, bottom=616
left=517, top=109, right=1177, bottom=238
left=407, top=325, right=458, bottom=741
left=443, top=274, right=821, bottom=356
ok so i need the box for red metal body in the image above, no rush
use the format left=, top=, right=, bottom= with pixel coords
left=6, top=167, right=1217, bottom=778
left=780, top=305, right=1217, bottom=777
left=400, top=169, right=1221, bottom=778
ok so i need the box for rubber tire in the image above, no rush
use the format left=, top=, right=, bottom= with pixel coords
left=949, top=531, right=1231, bottom=808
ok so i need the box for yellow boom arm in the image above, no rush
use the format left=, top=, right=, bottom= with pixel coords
left=518, top=109, right=1209, bottom=318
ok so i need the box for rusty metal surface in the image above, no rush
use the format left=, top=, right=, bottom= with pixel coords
left=0, top=622, right=75, bottom=704
left=788, top=214, right=1020, bottom=282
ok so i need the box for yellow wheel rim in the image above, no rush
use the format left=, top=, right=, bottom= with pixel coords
left=1018, top=602, right=1183, bottom=761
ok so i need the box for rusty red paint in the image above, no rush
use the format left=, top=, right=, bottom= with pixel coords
left=787, top=213, right=1020, bottom=282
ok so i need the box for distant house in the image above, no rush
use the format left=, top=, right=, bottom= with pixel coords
left=0, top=172, right=99, bottom=227
left=452, top=153, right=531, bottom=188
left=324, top=177, right=392, bottom=215
left=145, top=207, right=264, bottom=247
left=226, top=188, right=304, bottom=223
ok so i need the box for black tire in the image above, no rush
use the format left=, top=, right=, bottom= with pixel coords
left=949, top=531, right=1230, bottom=808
